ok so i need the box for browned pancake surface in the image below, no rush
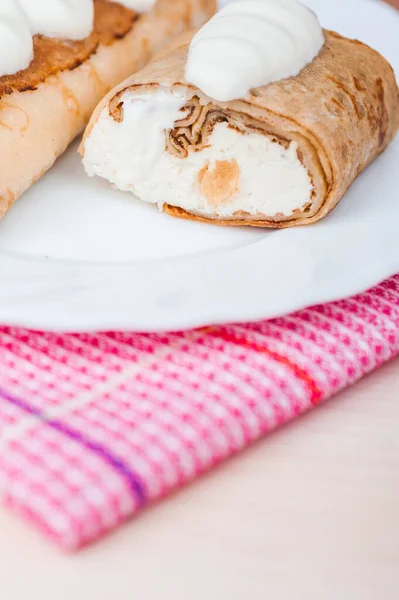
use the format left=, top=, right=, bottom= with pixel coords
left=0, top=0, right=138, bottom=97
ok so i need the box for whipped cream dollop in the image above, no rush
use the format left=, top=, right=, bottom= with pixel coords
left=185, top=0, right=325, bottom=102
left=0, top=0, right=33, bottom=78
left=17, top=0, right=94, bottom=41
left=0, top=0, right=157, bottom=78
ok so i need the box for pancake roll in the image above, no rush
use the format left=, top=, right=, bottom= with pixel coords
left=82, top=28, right=399, bottom=227
left=0, top=0, right=216, bottom=219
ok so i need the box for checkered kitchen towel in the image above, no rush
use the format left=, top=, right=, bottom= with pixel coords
left=0, top=274, right=398, bottom=550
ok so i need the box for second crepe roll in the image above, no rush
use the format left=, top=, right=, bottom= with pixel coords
left=0, top=0, right=216, bottom=219
left=82, top=25, right=399, bottom=227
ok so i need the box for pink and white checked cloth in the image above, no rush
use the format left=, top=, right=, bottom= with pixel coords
left=0, top=274, right=398, bottom=550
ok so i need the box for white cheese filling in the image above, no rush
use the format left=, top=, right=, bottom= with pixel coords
left=83, top=91, right=313, bottom=219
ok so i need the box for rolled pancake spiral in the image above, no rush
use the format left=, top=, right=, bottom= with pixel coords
left=83, top=30, right=399, bottom=227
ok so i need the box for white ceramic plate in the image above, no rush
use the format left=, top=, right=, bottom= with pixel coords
left=0, top=0, right=398, bottom=332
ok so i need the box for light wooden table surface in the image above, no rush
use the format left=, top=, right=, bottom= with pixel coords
left=0, top=356, right=398, bottom=600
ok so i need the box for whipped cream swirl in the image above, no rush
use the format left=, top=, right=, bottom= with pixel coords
left=185, top=0, right=325, bottom=102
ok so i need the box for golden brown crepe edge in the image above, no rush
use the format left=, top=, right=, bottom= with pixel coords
left=163, top=204, right=315, bottom=228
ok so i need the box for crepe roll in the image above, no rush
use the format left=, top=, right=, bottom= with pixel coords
left=0, top=0, right=216, bottom=219
left=82, top=12, right=399, bottom=228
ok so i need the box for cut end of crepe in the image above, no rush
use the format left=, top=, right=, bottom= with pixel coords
left=82, top=90, right=315, bottom=225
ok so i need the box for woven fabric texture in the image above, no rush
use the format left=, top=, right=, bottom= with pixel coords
left=0, top=274, right=398, bottom=550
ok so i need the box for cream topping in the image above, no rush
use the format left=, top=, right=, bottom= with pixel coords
left=0, top=0, right=157, bottom=78
left=185, top=0, right=324, bottom=102
left=0, top=0, right=33, bottom=78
